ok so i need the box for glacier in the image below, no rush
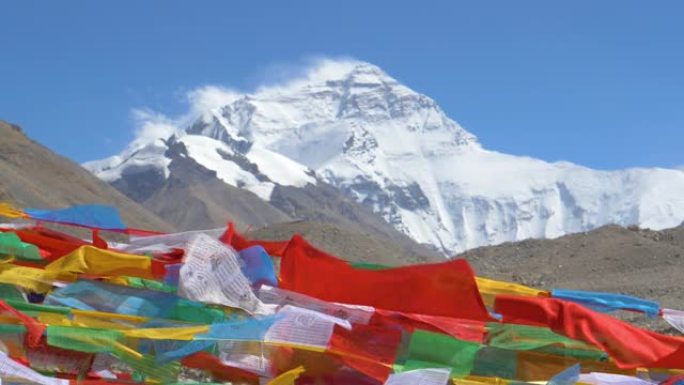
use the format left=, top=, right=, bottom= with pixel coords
left=84, top=59, right=684, bottom=254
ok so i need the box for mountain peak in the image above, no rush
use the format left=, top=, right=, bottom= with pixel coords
left=301, top=59, right=390, bottom=84
left=344, top=61, right=396, bottom=82
left=84, top=60, right=684, bottom=254
left=256, top=59, right=399, bottom=97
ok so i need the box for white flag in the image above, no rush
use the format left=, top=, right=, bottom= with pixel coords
left=578, top=372, right=656, bottom=385
left=258, top=285, right=375, bottom=324
left=662, top=308, right=684, bottom=334
left=0, top=351, right=69, bottom=385
left=384, top=368, right=452, bottom=385
left=265, top=305, right=350, bottom=349
left=125, top=227, right=225, bottom=253
left=179, top=234, right=269, bottom=314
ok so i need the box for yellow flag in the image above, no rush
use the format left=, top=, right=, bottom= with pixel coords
left=267, top=366, right=306, bottom=385
left=0, top=264, right=55, bottom=293
left=454, top=375, right=510, bottom=385
left=45, top=245, right=153, bottom=280
left=72, top=309, right=147, bottom=324
left=65, top=311, right=147, bottom=330
left=37, top=312, right=68, bottom=326
left=123, top=325, right=210, bottom=340
left=104, top=276, right=130, bottom=286
left=475, top=277, right=549, bottom=307
left=31, top=307, right=148, bottom=330
left=0, top=203, right=25, bottom=219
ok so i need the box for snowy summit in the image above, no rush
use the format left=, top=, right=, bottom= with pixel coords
left=84, top=59, right=684, bottom=254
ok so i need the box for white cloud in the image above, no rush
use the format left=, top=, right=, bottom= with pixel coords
left=125, top=87, right=241, bottom=149
left=186, top=85, right=242, bottom=116
left=252, top=56, right=361, bottom=94
left=129, top=108, right=179, bottom=149
left=126, top=56, right=361, bottom=146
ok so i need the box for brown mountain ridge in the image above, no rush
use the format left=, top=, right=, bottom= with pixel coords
left=0, top=120, right=173, bottom=231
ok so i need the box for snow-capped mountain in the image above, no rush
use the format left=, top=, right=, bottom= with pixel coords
left=84, top=59, right=684, bottom=254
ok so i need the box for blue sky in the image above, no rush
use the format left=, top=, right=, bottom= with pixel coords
left=1, top=1, right=682, bottom=169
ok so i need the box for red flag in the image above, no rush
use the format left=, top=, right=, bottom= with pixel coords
left=280, top=235, right=490, bottom=321
left=494, top=295, right=684, bottom=369
left=220, top=222, right=290, bottom=256
left=91, top=229, right=108, bottom=249
left=372, top=309, right=487, bottom=343
left=181, top=352, right=260, bottom=384
left=329, top=323, right=403, bottom=382
left=0, top=299, right=45, bottom=348
left=14, top=227, right=86, bottom=261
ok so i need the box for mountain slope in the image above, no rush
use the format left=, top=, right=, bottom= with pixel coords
left=0, top=120, right=173, bottom=231
left=462, top=223, right=684, bottom=332
left=87, top=132, right=439, bottom=257
left=85, top=59, right=684, bottom=253
left=248, top=220, right=444, bottom=266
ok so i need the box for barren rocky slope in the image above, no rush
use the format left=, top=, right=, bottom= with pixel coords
left=0, top=120, right=173, bottom=231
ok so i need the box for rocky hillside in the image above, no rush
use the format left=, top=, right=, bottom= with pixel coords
left=0, top=120, right=173, bottom=232
left=461, top=223, right=684, bottom=331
